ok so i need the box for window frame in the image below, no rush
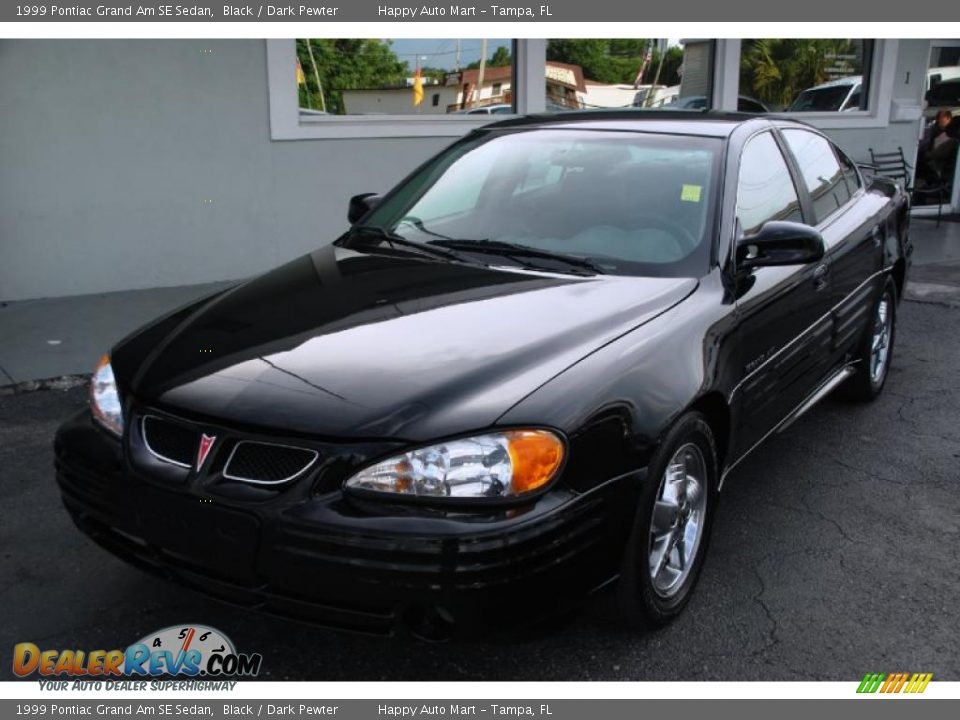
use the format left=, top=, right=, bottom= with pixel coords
left=778, top=127, right=855, bottom=225
left=718, top=39, right=899, bottom=130
left=267, top=39, right=542, bottom=140
left=267, top=39, right=900, bottom=142
left=776, top=126, right=866, bottom=228
left=735, top=129, right=806, bottom=237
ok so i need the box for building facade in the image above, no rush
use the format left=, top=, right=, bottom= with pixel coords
left=0, top=38, right=950, bottom=301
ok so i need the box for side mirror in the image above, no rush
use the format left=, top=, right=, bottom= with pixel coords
left=348, top=193, right=381, bottom=225
left=736, top=221, right=825, bottom=271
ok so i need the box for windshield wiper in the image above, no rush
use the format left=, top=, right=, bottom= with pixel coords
left=348, top=225, right=465, bottom=262
left=397, top=216, right=459, bottom=243
left=429, top=239, right=607, bottom=276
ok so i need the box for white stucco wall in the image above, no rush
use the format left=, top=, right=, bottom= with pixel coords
left=0, top=39, right=453, bottom=301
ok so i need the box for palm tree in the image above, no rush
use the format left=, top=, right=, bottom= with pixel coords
left=741, top=39, right=863, bottom=110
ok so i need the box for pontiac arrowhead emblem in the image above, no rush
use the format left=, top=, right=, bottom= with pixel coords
left=196, top=434, right=217, bottom=470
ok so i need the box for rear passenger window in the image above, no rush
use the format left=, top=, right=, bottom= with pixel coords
left=782, top=129, right=852, bottom=222
left=836, top=147, right=862, bottom=194
left=737, top=132, right=803, bottom=236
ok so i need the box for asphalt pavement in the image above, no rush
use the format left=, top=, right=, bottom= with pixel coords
left=1, top=299, right=958, bottom=682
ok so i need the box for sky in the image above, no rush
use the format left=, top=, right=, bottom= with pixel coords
left=388, top=38, right=683, bottom=71
left=388, top=39, right=512, bottom=70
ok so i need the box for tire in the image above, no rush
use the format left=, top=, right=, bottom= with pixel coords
left=616, top=412, right=718, bottom=628
left=843, top=276, right=897, bottom=402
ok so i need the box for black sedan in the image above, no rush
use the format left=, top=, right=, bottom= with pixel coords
left=56, top=112, right=910, bottom=640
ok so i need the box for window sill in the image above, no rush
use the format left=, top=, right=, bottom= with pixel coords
left=286, top=114, right=518, bottom=140
left=778, top=111, right=889, bottom=130
left=267, top=40, right=524, bottom=141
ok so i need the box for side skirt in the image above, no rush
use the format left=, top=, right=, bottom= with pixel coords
left=719, top=362, right=858, bottom=490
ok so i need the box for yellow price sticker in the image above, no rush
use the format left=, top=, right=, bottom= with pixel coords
left=681, top=184, right=702, bottom=203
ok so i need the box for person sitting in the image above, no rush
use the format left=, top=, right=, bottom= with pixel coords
left=918, top=110, right=959, bottom=189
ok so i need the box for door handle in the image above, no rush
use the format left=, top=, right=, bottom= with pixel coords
left=812, top=263, right=830, bottom=291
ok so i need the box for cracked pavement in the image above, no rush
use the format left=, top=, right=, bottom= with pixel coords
left=1, top=300, right=958, bottom=681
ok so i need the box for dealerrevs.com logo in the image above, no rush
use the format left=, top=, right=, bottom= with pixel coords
left=13, top=625, right=262, bottom=679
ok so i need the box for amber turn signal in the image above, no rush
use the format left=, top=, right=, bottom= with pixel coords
left=504, top=430, right=565, bottom=494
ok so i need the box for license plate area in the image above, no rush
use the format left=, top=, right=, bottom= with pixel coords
left=135, top=486, right=261, bottom=581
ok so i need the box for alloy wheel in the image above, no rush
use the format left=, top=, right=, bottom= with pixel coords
left=870, top=292, right=893, bottom=384
left=648, top=442, right=708, bottom=598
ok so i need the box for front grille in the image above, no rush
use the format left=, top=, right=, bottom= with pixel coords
left=223, top=441, right=318, bottom=485
left=142, top=416, right=199, bottom=468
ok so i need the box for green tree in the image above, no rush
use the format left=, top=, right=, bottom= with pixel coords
left=420, top=66, right=448, bottom=84
left=657, top=46, right=684, bottom=88
left=545, top=39, right=683, bottom=87
left=489, top=45, right=512, bottom=67
left=464, top=45, right=514, bottom=70
left=296, top=39, right=407, bottom=115
left=739, top=39, right=863, bottom=110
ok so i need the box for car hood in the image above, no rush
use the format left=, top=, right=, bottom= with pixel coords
left=113, top=246, right=697, bottom=440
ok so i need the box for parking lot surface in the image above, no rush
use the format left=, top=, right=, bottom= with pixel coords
left=1, top=299, right=958, bottom=681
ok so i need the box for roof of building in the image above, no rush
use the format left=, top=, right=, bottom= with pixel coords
left=459, top=65, right=513, bottom=87
left=543, top=61, right=587, bottom=92
left=459, top=61, right=587, bottom=92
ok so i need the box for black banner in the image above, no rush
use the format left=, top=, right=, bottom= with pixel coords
left=1, top=0, right=947, bottom=21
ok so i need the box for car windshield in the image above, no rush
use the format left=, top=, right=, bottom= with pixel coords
left=357, top=129, right=722, bottom=278
left=789, top=84, right=856, bottom=112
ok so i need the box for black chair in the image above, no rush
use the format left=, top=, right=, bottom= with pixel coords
left=869, top=146, right=948, bottom=226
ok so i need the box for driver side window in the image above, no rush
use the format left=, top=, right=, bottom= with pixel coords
left=737, top=132, right=803, bottom=236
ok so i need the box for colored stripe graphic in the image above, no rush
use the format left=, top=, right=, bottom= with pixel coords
left=857, top=672, right=932, bottom=694
left=887, top=673, right=909, bottom=693
left=857, top=672, right=885, bottom=693
left=905, top=673, right=933, bottom=694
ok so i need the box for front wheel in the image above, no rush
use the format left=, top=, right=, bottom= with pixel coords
left=616, top=412, right=718, bottom=628
left=844, top=276, right=897, bottom=401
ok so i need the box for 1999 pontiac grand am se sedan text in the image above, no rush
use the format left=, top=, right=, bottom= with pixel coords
left=56, top=112, right=910, bottom=640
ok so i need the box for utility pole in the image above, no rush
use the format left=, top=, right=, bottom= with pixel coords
left=475, top=38, right=488, bottom=109
left=646, top=39, right=668, bottom=107
left=305, top=38, right=326, bottom=112
left=455, top=39, right=461, bottom=71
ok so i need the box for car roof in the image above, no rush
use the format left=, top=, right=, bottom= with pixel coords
left=482, top=109, right=794, bottom=138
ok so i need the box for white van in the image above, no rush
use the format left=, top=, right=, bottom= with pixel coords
left=788, top=76, right=863, bottom=112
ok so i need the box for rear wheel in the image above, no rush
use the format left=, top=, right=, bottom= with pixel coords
left=844, top=276, right=897, bottom=401
left=617, top=412, right=718, bottom=628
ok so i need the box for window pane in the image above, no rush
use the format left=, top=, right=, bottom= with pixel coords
left=737, top=132, right=802, bottom=236
left=738, top=40, right=872, bottom=113
left=836, top=147, right=863, bottom=193
left=781, top=130, right=851, bottom=221
left=918, top=45, right=960, bottom=206
left=295, top=39, right=513, bottom=116
left=366, top=130, right=722, bottom=278
left=398, top=144, right=500, bottom=224
left=543, top=39, right=712, bottom=111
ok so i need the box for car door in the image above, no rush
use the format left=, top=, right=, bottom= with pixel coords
left=780, top=129, right=882, bottom=364
left=729, top=130, right=835, bottom=461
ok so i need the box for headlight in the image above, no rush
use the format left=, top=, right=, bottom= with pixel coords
left=90, top=354, right=123, bottom=436
left=345, top=430, right=565, bottom=500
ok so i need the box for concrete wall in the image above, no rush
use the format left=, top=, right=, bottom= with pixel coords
left=0, top=39, right=451, bottom=301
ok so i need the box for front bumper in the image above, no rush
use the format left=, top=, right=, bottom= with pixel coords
left=55, top=410, right=641, bottom=639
